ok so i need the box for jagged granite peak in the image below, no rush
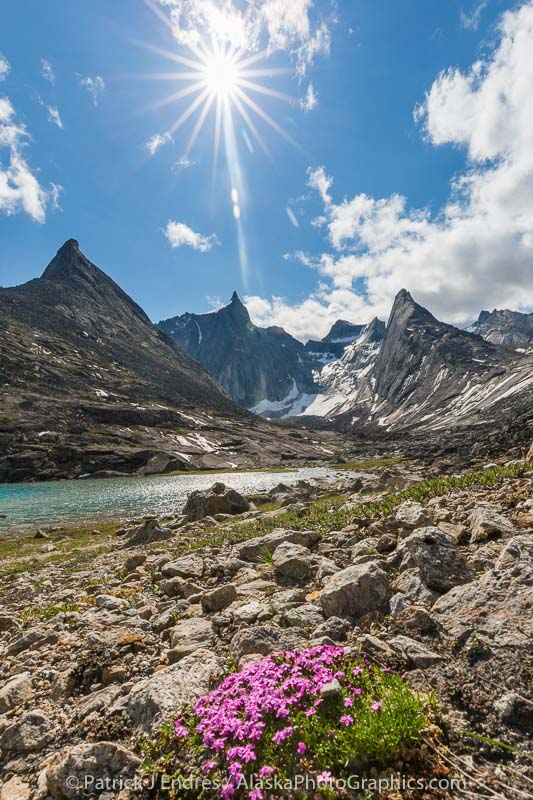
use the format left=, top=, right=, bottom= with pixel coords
left=305, top=318, right=374, bottom=361
left=0, top=242, right=274, bottom=481
left=361, top=290, right=533, bottom=431
left=299, top=317, right=386, bottom=417
left=363, top=316, right=386, bottom=343
left=159, top=298, right=320, bottom=409
left=41, top=239, right=150, bottom=326
left=323, top=319, right=365, bottom=342
left=469, top=308, right=533, bottom=349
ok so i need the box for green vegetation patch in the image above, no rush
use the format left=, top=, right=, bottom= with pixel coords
left=141, top=645, right=428, bottom=799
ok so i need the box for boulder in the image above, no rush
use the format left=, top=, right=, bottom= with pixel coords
left=114, top=649, right=223, bottom=731
left=390, top=527, right=474, bottom=593
left=468, top=504, right=515, bottom=543
left=161, top=554, right=204, bottom=579
left=169, top=617, right=214, bottom=650
left=236, top=529, right=319, bottom=563
left=94, top=594, right=128, bottom=611
left=46, top=742, right=140, bottom=799
left=394, top=501, right=432, bottom=531
left=0, top=777, right=31, bottom=800
left=391, top=569, right=440, bottom=609
left=313, top=616, right=351, bottom=642
left=183, top=482, right=250, bottom=521
left=0, top=672, right=33, bottom=714
left=6, top=627, right=58, bottom=657
left=230, top=625, right=280, bottom=657
left=388, top=635, right=443, bottom=669
left=431, top=535, right=532, bottom=648
left=230, top=624, right=309, bottom=658
left=0, top=710, right=53, bottom=755
left=201, top=583, right=238, bottom=612
left=320, top=562, right=391, bottom=618
left=122, top=518, right=173, bottom=548
left=272, top=542, right=316, bottom=581
left=280, top=604, right=324, bottom=629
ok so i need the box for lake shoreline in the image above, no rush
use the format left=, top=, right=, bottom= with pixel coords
left=0, top=465, right=374, bottom=538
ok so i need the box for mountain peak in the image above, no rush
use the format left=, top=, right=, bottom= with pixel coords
left=219, top=291, right=250, bottom=324
left=323, top=319, right=365, bottom=343
left=42, top=239, right=93, bottom=282
left=387, top=288, right=436, bottom=327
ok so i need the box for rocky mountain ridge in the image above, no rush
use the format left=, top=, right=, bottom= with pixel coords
left=165, top=291, right=533, bottom=435
left=0, top=242, right=348, bottom=482
left=159, top=293, right=320, bottom=409
left=468, top=307, right=533, bottom=351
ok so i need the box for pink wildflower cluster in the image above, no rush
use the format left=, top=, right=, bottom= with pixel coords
left=172, top=645, right=388, bottom=798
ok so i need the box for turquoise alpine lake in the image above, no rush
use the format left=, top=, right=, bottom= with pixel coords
left=0, top=467, right=366, bottom=535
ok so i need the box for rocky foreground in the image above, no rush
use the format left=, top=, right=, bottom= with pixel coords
left=0, top=459, right=531, bottom=799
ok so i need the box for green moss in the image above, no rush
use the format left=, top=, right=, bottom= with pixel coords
left=0, top=521, right=120, bottom=579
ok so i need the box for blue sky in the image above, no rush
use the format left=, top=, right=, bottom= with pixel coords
left=1, top=0, right=532, bottom=340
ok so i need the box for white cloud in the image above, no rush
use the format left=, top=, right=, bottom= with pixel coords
left=37, top=97, right=63, bottom=129
left=164, top=220, right=220, bottom=252
left=248, top=2, right=533, bottom=341
left=0, top=96, right=58, bottom=223
left=47, top=106, right=63, bottom=129
left=0, top=53, right=10, bottom=82
left=172, top=155, right=197, bottom=170
left=78, top=75, right=105, bottom=106
left=306, top=165, right=332, bottom=205
left=40, top=58, right=56, bottom=85
left=156, top=0, right=333, bottom=75
left=299, top=82, right=318, bottom=111
left=146, top=131, right=173, bottom=156
left=460, top=0, right=488, bottom=31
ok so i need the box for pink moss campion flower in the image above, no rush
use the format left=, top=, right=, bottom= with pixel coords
left=259, top=766, right=275, bottom=778
left=317, top=771, right=332, bottom=785
left=203, top=761, right=216, bottom=773
left=272, top=726, right=293, bottom=744
left=344, top=697, right=353, bottom=707
left=174, top=720, right=189, bottom=737
left=340, top=715, right=353, bottom=726
left=353, top=667, right=363, bottom=675
left=221, top=783, right=236, bottom=799
left=371, top=701, right=383, bottom=711
left=249, top=790, right=263, bottom=800
left=297, top=741, right=307, bottom=755
left=353, top=687, right=362, bottom=696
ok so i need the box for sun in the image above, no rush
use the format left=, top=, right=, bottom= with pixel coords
left=202, top=50, right=240, bottom=100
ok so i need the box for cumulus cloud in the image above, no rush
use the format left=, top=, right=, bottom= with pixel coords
left=0, top=53, right=10, bottom=82
left=146, top=131, right=173, bottom=156
left=249, top=1, right=533, bottom=341
left=78, top=75, right=105, bottom=106
left=164, top=220, right=220, bottom=252
left=156, top=0, right=333, bottom=75
left=299, top=82, right=318, bottom=111
left=0, top=96, right=59, bottom=223
left=40, top=58, right=56, bottom=84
